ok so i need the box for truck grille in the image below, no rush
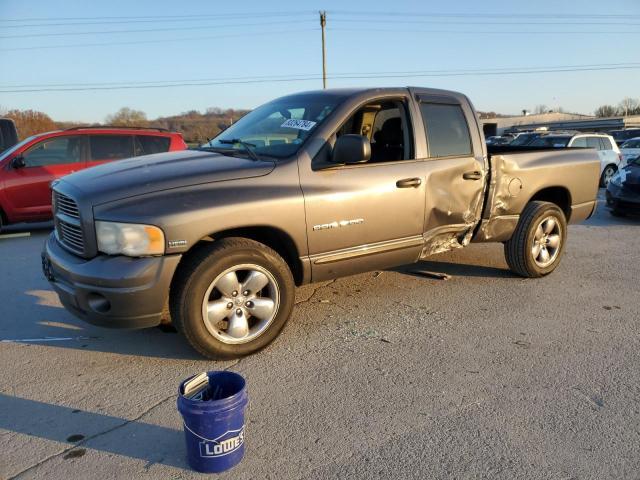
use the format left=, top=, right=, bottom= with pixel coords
left=53, top=191, right=85, bottom=254
left=54, top=191, right=80, bottom=218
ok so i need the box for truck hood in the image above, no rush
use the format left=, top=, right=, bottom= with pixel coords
left=57, top=149, right=276, bottom=205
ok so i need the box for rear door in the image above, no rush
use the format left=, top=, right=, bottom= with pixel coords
left=87, top=134, right=134, bottom=168
left=584, top=136, right=610, bottom=173
left=598, top=136, right=620, bottom=168
left=1, top=135, right=86, bottom=220
left=412, top=91, right=488, bottom=257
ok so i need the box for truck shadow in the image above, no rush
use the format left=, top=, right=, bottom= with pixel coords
left=395, top=260, right=514, bottom=279
left=12, top=290, right=204, bottom=360
left=0, top=393, right=189, bottom=471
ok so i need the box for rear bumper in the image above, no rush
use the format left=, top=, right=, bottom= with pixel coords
left=570, top=200, right=597, bottom=223
left=42, top=233, right=181, bottom=329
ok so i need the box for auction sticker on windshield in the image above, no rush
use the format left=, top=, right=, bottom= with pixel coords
left=281, top=119, right=317, bottom=131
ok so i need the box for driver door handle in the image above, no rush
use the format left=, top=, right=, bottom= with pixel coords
left=462, top=171, right=482, bottom=181
left=396, top=177, right=422, bottom=188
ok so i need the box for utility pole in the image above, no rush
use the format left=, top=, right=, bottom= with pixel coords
left=320, top=11, right=327, bottom=89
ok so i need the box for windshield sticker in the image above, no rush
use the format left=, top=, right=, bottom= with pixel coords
left=281, top=119, right=317, bottom=131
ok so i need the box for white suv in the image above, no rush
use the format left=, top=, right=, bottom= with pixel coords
left=530, top=133, right=621, bottom=187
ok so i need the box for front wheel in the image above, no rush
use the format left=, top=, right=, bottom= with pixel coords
left=504, top=201, right=567, bottom=278
left=170, top=238, right=295, bottom=359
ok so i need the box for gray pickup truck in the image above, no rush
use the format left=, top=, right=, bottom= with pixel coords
left=42, top=87, right=599, bottom=358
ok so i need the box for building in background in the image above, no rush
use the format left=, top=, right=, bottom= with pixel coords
left=482, top=112, right=640, bottom=136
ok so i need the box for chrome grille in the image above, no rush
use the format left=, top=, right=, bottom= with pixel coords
left=53, top=190, right=85, bottom=254
left=54, top=192, right=80, bottom=218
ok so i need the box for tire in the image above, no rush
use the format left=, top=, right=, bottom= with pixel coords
left=504, top=201, right=567, bottom=278
left=170, top=237, right=295, bottom=359
left=600, top=165, right=617, bottom=188
left=610, top=209, right=627, bottom=218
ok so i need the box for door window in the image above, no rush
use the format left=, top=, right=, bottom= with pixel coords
left=22, top=136, right=83, bottom=167
left=586, top=137, right=601, bottom=150
left=599, top=137, right=613, bottom=150
left=420, top=103, right=472, bottom=158
left=571, top=137, right=587, bottom=147
left=134, top=135, right=171, bottom=155
left=89, top=135, right=134, bottom=161
left=336, top=100, right=413, bottom=162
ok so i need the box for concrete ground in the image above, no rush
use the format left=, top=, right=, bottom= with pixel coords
left=1, top=194, right=639, bottom=479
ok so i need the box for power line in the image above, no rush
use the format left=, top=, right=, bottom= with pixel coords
left=0, top=19, right=316, bottom=39
left=330, top=18, right=640, bottom=27
left=0, top=29, right=318, bottom=52
left=330, top=10, right=640, bottom=19
left=329, top=27, right=640, bottom=35
left=0, top=11, right=315, bottom=22
left=3, top=63, right=637, bottom=88
left=2, top=63, right=639, bottom=94
left=0, top=12, right=314, bottom=28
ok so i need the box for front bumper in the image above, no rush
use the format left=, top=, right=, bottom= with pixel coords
left=606, top=185, right=640, bottom=214
left=42, top=233, right=181, bottom=329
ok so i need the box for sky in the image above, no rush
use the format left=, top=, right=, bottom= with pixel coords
left=0, top=0, right=639, bottom=122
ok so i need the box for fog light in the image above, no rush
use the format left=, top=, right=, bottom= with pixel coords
left=87, top=293, right=111, bottom=313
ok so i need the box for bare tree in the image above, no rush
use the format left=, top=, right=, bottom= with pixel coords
left=618, top=97, right=640, bottom=116
left=105, top=107, right=148, bottom=126
left=594, top=105, right=618, bottom=117
left=4, top=109, right=57, bottom=138
left=534, top=104, right=549, bottom=114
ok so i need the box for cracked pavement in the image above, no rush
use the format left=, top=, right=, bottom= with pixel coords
left=1, top=195, right=640, bottom=479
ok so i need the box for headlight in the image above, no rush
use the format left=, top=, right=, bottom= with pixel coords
left=609, top=172, right=622, bottom=187
left=95, top=221, right=165, bottom=256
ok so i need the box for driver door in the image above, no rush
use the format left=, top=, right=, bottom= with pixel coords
left=299, top=97, right=426, bottom=281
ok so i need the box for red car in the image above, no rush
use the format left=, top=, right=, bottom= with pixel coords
left=0, top=126, right=186, bottom=229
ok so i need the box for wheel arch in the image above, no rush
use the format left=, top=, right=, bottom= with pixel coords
left=527, top=186, right=572, bottom=221
left=184, top=226, right=304, bottom=286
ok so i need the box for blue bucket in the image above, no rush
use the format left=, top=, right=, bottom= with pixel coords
left=177, top=371, right=248, bottom=473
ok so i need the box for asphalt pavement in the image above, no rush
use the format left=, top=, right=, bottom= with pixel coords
left=1, top=194, right=639, bottom=479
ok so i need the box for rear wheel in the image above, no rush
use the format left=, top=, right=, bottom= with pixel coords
left=170, top=237, right=295, bottom=359
left=504, top=201, right=567, bottom=278
left=600, top=165, right=617, bottom=188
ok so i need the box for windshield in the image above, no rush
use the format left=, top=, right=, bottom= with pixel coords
left=621, top=139, right=640, bottom=149
left=0, top=135, right=39, bottom=162
left=200, top=95, right=343, bottom=159
left=529, top=136, right=571, bottom=148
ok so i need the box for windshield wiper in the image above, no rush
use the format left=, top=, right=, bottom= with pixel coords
left=217, top=138, right=260, bottom=162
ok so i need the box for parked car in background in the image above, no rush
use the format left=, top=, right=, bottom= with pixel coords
left=619, top=137, right=640, bottom=166
left=486, top=135, right=511, bottom=145
left=508, top=132, right=543, bottom=146
left=609, top=128, right=640, bottom=146
left=0, top=126, right=187, bottom=230
left=0, top=118, right=19, bottom=153
left=529, top=133, right=621, bottom=186
left=606, top=156, right=640, bottom=216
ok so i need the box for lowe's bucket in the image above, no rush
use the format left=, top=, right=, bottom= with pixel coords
left=177, top=371, right=248, bottom=473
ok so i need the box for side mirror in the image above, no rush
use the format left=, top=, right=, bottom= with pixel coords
left=11, top=155, right=26, bottom=169
left=332, top=134, right=371, bottom=165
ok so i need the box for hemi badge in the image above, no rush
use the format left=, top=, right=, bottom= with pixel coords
left=168, top=240, right=188, bottom=248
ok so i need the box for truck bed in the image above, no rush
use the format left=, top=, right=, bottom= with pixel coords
left=474, top=146, right=601, bottom=242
